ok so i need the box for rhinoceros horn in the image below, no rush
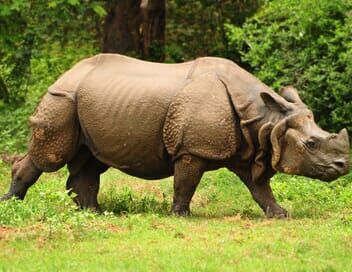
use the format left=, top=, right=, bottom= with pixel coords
left=338, top=128, right=349, bottom=142
left=337, top=128, right=350, bottom=150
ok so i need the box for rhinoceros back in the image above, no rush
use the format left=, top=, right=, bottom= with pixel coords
left=77, top=54, right=193, bottom=178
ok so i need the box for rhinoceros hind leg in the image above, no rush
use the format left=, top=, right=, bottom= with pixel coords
left=171, top=154, right=206, bottom=216
left=0, top=154, right=42, bottom=201
left=29, top=91, right=79, bottom=172
left=66, top=153, right=108, bottom=211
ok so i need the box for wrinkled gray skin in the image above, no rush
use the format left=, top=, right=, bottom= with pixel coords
left=1, top=54, right=350, bottom=218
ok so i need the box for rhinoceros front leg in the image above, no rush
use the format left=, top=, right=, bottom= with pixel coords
left=0, top=155, right=42, bottom=201
left=247, top=180, right=288, bottom=218
left=66, top=155, right=108, bottom=211
left=235, top=170, right=288, bottom=218
left=172, top=155, right=206, bottom=216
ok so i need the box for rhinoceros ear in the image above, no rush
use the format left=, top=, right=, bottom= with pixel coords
left=279, top=86, right=303, bottom=105
left=270, top=118, right=288, bottom=170
left=251, top=122, right=274, bottom=183
left=260, top=92, right=292, bottom=113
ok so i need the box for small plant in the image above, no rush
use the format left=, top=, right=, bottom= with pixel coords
left=99, top=186, right=170, bottom=215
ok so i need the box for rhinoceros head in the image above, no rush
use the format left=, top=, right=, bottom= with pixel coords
left=261, top=86, right=350, bottom=182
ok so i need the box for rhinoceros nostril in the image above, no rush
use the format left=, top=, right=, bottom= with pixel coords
left=332, top=160, right=345, bottom=170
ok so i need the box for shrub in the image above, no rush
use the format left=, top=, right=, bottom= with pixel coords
left=226, top=0, right=352, bottom=134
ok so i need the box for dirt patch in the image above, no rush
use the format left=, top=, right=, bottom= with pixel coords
left=0, top=224, right=46, bottom=241
left=222, top=214, right=243, bottom=223
left=104, top=223, right=129, bottom=233
left=36, top=236, right=47, bottom=249
left=0, top=225, right=17, bottom=240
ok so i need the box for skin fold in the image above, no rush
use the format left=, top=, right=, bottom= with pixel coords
left=0, top=54, right=350, bottom=218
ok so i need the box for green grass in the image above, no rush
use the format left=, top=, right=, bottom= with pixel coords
left=0, top=159, right=352, bottom=271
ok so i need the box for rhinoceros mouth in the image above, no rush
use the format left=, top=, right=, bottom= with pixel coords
left=313, top=164, right=342, bottom=182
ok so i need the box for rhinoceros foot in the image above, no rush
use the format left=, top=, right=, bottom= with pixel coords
left=171, top=204, right=191, bottom=216
left=265, top=205, right=289, bottom=219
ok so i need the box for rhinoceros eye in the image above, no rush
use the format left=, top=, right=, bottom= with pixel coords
left=305, top=138, right=319, bottom=150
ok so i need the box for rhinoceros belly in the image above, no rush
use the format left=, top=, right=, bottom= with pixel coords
left=77, top=73, right=186, bottom=179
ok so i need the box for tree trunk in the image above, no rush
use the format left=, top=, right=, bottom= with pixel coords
left=0, top=75, right=9, bottom=101
left=140, top=0, right=165, bottom=60
left=102, top=0, right=142, bottom=54
left=102, top=0, right=165, bottom=60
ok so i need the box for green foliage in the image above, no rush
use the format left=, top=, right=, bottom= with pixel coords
left=0, top=0, right=105, bottom=103
left=100, top=186, right=170, bottom=215
left=165, top=0, right=262, bottom=62
left=226, top=0, right=352, bottom=133
left=272, top=172, right=352, bottom=218
left=0, top=167, right=352, bottom=270
left=0, top=162, right=93, bottom=227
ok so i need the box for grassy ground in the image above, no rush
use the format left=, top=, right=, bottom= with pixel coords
left=0, top=160, right=352, bottom=272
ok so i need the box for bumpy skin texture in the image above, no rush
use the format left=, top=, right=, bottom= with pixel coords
left=164, top=73, right=239, bottom=160
left=29, top=91, right=78, bottom=172
left=1, top=54, right=350, bottom=218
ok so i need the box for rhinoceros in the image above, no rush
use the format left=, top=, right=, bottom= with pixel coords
left=1, top=54, right=350, bottom=217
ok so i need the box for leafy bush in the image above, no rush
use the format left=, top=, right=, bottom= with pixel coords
left=226, top=0, right=352, bottom=134
left=0, top=0, right=104, bottom=103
